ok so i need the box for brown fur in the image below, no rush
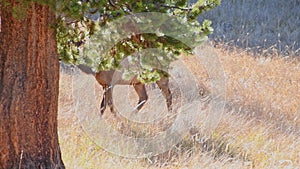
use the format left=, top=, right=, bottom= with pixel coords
left=77, top=65, right=172, bottom=115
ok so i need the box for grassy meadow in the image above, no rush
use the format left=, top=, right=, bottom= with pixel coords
left=58, top=44, right=300, bottom=169
left=197, top=0, right=300, bottom=55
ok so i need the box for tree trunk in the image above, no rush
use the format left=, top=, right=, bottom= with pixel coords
left=0, top=2, right=65, bottom=169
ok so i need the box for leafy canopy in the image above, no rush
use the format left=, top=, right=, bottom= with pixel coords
left=1, top=0, right=221, bottom=83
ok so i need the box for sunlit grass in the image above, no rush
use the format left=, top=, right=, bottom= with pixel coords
left=58, top=44, right=300, bottom=168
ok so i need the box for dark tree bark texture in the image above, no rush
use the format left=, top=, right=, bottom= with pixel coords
left=0, top=1, right=65, bottom=169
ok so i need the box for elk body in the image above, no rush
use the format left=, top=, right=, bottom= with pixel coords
left=77, top=64, right=172, bottom=115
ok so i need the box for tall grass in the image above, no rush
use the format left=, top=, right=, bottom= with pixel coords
left=58, top=44, right=300, bottom=168
left=197, top=0, right=300, bottom=55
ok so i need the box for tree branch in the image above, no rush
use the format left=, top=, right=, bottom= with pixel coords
left=160, top=4, right=192, bottom=11
left=108, top=0, right=118, bottom=8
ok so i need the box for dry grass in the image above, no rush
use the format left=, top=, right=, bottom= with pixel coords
left=198, top=0, right=300, bottom=54
left=58, top=44, right=300, bottom=168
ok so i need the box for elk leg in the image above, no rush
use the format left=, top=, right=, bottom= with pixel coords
left=106, top=85, right=115, bottom=114
left=100, top=85, right=115, bottom=115
left=100, top=86, right=108, bottom=115
left=133, top=84, right=148, bottom=111
left=156, top=77, right=172, bottom=111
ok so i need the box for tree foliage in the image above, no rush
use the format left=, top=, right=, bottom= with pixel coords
left=54, top=0, right=221, bottom=82
left=1, top=0, right=220, bottom=83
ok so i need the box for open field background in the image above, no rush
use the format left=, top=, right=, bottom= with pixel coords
left=196, top=0, right=300, bottom=55
left=58, top=44, right=300, bottom=168
left=57, top=2, right=300, bottom=168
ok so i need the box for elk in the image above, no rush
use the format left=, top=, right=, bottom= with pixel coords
left=77, top=64, right=172, bottom=115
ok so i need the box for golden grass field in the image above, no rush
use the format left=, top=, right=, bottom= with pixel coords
left=58, top=44, right=300, bottom=169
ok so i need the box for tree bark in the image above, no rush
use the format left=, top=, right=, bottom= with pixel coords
left=0, top=2, right=65, bottom=169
